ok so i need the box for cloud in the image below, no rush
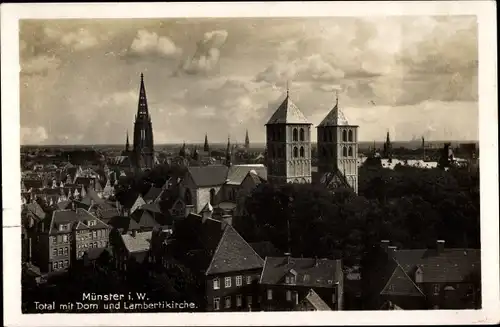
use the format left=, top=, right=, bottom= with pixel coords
left=21, top=55, right=61, bottom=76
left=44, top=27, right=99, bottom=51
left=129, top=29, right=182, bottom=58
left=180, top=30, right=228, bottom=75
left=21, top=126, right=49, bottom=144
left=255, top=54, right=345, bottom=85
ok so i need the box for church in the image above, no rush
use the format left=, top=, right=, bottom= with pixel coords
left=265, top=87, right=359, bottom=193
left=114, top=73, right=159, bottom=170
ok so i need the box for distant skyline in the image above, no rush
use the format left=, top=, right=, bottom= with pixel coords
left=20, top=16, right=478, bottom=145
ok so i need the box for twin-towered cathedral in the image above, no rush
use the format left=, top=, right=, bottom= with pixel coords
left=122, top=74, right=359, bottom=193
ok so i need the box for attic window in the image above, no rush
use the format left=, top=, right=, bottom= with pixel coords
left=303, top=274, right=310, bottom=283
left=88, top=220, right=96, bottom=226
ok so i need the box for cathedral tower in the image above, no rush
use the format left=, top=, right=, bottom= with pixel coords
left=132, top=73, right=154, bottom=169
left=245, top=129, right=250, bottom=152
left=317, top=93, right=359, bottom=194
left=265, top=87, right=312, bottom=184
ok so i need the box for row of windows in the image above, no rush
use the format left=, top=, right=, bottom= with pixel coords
left=77, top=241, right=107, bottom=250
left=52, top=234, right=69, bottom=244
left=320, top=146, right=355, bottom=158
left=52, top=260, right=69, bottom=270
left=76, top=229, right=107, bottom=241
left=268, top=128, right=308, bottom=142
left=213, top=275, right=254, bottom=290
left=268, top=146, right=309, bottom=159
left=319, top=129, right=355, bottom=142
left=52, top=247, right=69, bottom=257
left=213, top=295, right=252, bottom=310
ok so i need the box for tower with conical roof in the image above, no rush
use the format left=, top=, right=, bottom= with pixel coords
left=265, top=84, right=312, bottom=184
left=383, top=130, right=392, bottom=159
left=316, top=92, right=359, bottom=194
left=125, top=130, right=130, bottom=152
left=244, top=129, right=250, bottom=153
left=132, top=73, right=154, bottom=169
left=204, top=133, right=210, bottom=153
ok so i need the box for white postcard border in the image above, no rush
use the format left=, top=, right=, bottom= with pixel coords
left=2, top=1, right=498, bottom=326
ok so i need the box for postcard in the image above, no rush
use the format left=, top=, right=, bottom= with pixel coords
left=2, top=1, right=499, bottom=326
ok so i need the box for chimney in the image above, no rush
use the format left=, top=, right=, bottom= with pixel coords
left=380, top=240, right=390, bottom=252
left=437, top=240, right=445, bottom=254
left=284, top=252, right=292, bottom=264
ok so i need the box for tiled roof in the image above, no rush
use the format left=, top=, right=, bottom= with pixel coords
left=121, top=231, right=152, bottom=253
left=393, top=248, right=481, bottom=283
left=140, top=203, right=162, bottom=214
left=380, top=263, right=425, bottom=297
left=132, top=209, right=160, bottom=229
left=49, top=210, right=79, bottom=234
left=205, top=224, right=264, bottom=275
left=317, top=103, right=351, bottom=127
left=118, top=191, right=142, bottom=209
left=226, top=164, right=267, bottom=185
left=249, top=241, right=281, bottom=259
left=300, top=289, right=332, bottom=310
left=266, top=94, right=310, bottom=125
left=319, top=170, right=350, bottom=189
left=80, top=188, right=105, bottom=206
left=143, top=186, right=163, bottom=202
left=75, top=208, right=110, bottom=230
left=23, top=179, right=44, bottom=190
left=24, top=202, right=47, bottom=221
left=107, top=215, right=141, bottom=232
left=187, top=165, right=229, bottom=187
left=260, top=257, right=342, bottom=288
left=56, top=200, right=73, bottom=210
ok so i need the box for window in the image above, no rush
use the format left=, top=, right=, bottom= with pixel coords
left=225, top=296, right=231, bottom=309
left=92, top=231, right=97, bottom=239
left=246, top=276, right=252, bottom=285
left=225, top=277, right=231, bottom=288
left=89, top=243, right=94, bottom=249
left=293, top=128, right=298, bottom=141
left=209, top=189, right=216, bottom=204
left=184, top=189, right=192, bottom=205
left=213, top=278, right=220, bottom=290
left=52, top=248, right=57, bottom=256
left=342, top=130, right=347, bottom=142
left=57, top=235, right=62, bottom=243
left=236, top=295, right=242, bottom=307
left=342, top=147, right=348, bottom=157
left=300, top=147, right=305, bottom=158
left=213, top=297, right=220, bottom=311
left=236, top=275, right=242, bottom=287
left=328, top=130, right=333, bottom=142
left=299, top=128, right=305, bottom=141
left=348, top=146, right=353, bottom=157
left=58, top=248, right=63, bottom=256
left=433, top=284, right=440, bottom=295
left=267, top=289, right=273, bottom=300
left=52, top=236, right=57, bottom=244
left=53, top=262, right=57, bottom=270
left=293, top=147, right=298, bottom=158
left=64, top=260, right=69, bottom=267
left=62, top=234, right=68, bottom=243
left=304, top=274, right=310, bottom=283
left=322, top=147, right=327, bottom=158
left=93, top=242, right=97, bottom=248
left=286, top=290, right=292, bottom=301
left=285, top=276, right=290, bottom=284
left=348, top=130, right=353, bottom=142
left=247, top=296, right=253, bottom=306
left=64, top=247, right=68, bottom=255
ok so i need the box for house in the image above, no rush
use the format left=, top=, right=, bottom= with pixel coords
left=114, top=231, right=153, bottom=273
left=177, top=214, right=264, bottom=312
left=361, top=240, right=481, bottom=310
left=73, top=208, right=111, bottom=261
left=21, top=202, right=48, bottom=263
left=295, top=289, right=332, bottom=311
left=259, top=256, right=344, bottom=311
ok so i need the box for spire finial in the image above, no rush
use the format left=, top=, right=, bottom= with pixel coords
left=140, top=72, right=144, bottom=81
left=286, top=80, right=290, bottom=97
left=335, top=89, right=339, bottom=105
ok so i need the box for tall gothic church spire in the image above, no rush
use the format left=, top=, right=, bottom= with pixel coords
left=204, top=133, right=210, bottom=152
left=125, top=130, right=130, bottom=152
left=133, top=73, right=154, bottom=169
left=245, top=129, right=250, bottom=152
left=225, top=136, right=232, bottom=167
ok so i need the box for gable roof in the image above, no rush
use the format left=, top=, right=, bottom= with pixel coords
left=24, top=202, right=47, bottom=221
left=107, top=215, right=141, bottom=232
left=49, top=210, right=79, bottom=234
left=300, top=289, right=332, bottom=311
left=131, top=209, right=160, bottom=229
left=260, top=257, right=342, bottom=288
left=319, top=170, right=351, bottom=190
left=143, top=186, right=163, bottom=202
left=187, top=165, right=229, bottom=187
left=205, top=225, right=264, bottom=275
left=226, top=165, right=267, bottom=185
left=380, top=263, right=425, bottom=297
left=266, top=94, right=310, bottom=125
left=75, top=208, right=110, bottom=230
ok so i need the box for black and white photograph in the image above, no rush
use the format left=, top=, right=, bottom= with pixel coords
left=2, top=2, right=499, bottom=326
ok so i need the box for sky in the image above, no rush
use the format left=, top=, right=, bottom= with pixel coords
left=19, top=16, right=478, bottom=145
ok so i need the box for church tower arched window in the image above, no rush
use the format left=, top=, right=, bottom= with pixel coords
left=342, top=130, right=348, bottom=142
left=300, top=147, right=305, bottom=158
left=343, top=146, right=348, bottom=157
left=348, top=146, right=353, bottom=157
left=293, top=128, right=298, bottom=141
left=299, top=128, right=305, bottom=141
left=348, top=130, right=353, bottom=142
left=293, top=147, right=299, bottom=158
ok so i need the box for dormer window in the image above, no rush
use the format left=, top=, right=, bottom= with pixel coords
left=415, top=267, right=424, bottom=283
left=88, top=220, right=96, bottom=227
